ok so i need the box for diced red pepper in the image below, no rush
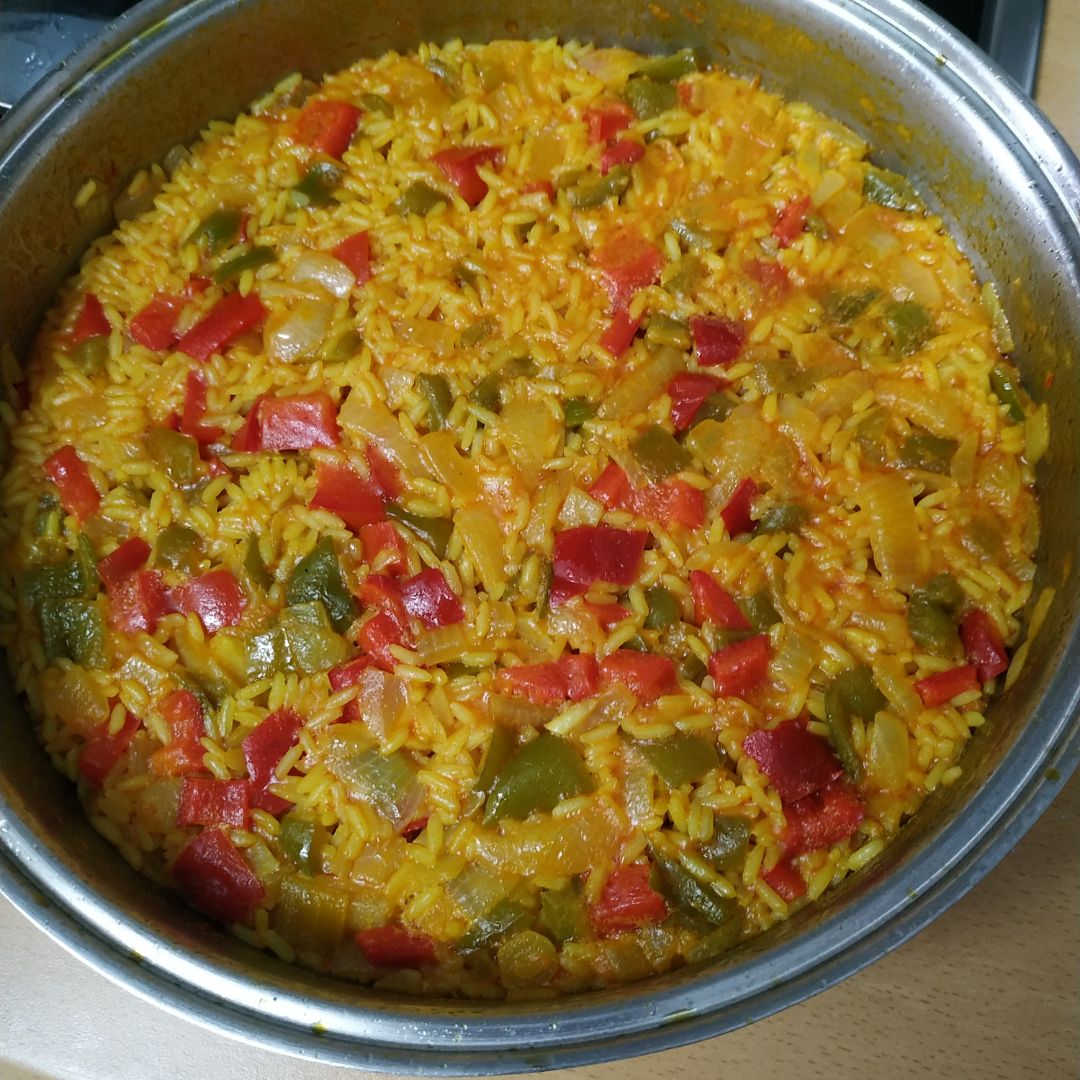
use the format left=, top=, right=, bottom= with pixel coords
left=109, top=570, right=168, bottom=635
left=400, top=816, right=429, bottom=842
left=783, top=781, right=865, bottom=856
left=551, top=525, right=648, bottom=601
left=720, top=477, right=759, bottom=537
left=178, top=776, right=251, bottom=828
left=583, top=102, right=634, bottom=144
left=432, top=146, right=503, bottom=207
left=309, top=459, right=385, bottom=530
left=960, top=609, right=1009, bottom=682
left=497, top=652, right=599, bottom=706
left=689, top=570, right=750, bottom=630
left=589, top=461, right=634, bottom=510
left=364, top=443, right=403, bottom=500
left=71, top=293, right=110, bottom=345
left=522, top=179, right=555, bottom=199
left=78, top=709, right=141, bottom=789
left=151, top=689, right=207, bottom=777
left=44, top=445, right=101, bottom=523
left=359, top=521, right=407, bottom=574
left=600, top=308, right=641, bottom=357
left=599, top=652, right=677, bottom=704
left=599, top=139, right=644, bottom=175
left=173, top=569, right=246, bottom=635
left=676, top=81, right=696, bottom=109
left=358, top=611, right=407, bottom=671
left=180, top=369, right=224, bottom=444
left=172, top=827, right=265, bottom=924
left=584, top=601, right=632, bottom=629
left=667, top=372, right=726, bottom=433
left=742, top=718, right=843, bottom=803
left=561, top=652, right=601, bottom=701
left=328, top=656, right=373, bottom=724
left=914, top=664, right=980, bottom=708
left=356, top=924, right=437, bottom=968
left=744, top=259, right=791, bottom=298
left=709, top=634, right=772, bottom=699
left=358, top=573, right=410, bottom=631
left=242, top=708, right=301, bottom=816
left=294, top=98, right=362, bottom=159
left=691, top=314, right=746, bottom=367
left=761, top=858, right=806, bottom=903
left=400, top=568, right=464, bottom=628
left=178, top=291, right=267, bottom=362
left=590, top=227, right=664, bottom=310
left=255, top=393, right=340, bottom=452
left=183, top=276, right=212, bottom=298
left=130, top=294, right=182, bottom=352
left=772, top=195, right=811, bottom=249
left=331, top=230, right=372, bottom=284
left=231, top=394, right=269, bottom=452
left=588, top=863, right=668, bottom=937
left=97, top=537, right=151, bottom=592
left=651, top=480, right=706, bottom=530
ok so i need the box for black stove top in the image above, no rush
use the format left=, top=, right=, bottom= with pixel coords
left=0, top=0, right=1047, bottom=111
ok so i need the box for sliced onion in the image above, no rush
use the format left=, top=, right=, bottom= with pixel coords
left=770, top=626, right=817, bottom=694
left=484, top=692, right=556, bottom=729
left=288, top=250, right=355, bottom=299
left=415, top=623, right=471, bottom=666
left=866, top=711, right=909, bottom=791
left=339, top=394, right=432, bottom=478
left=498, top=398, right=563, bottom=489
left=447, top=864, right=507, bottom=918
left=456, top=505, right=508, bottom=598
left=422, top=431, right=481, bottom=502
left=889, top=254, right=942, bottom=308
left=873, top=655, right=922, bottom=719
left=355, top=667, right=407, bottom=740
left=599, top=346, right=684, bottom=421
left=874, top=377, right=965, bottom=438
left=266, top=295, right=333, bottom=363
left=860, top=472, right=929, bottom=593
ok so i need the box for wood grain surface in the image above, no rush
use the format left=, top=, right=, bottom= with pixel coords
left=2, top=2, right=1078, bottom=1077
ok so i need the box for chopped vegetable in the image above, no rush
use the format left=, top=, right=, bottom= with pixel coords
left=823, top=665, right=886, bottom=780
left=242, top=707, right=301, bottom=814
left=599, top=139, right=645, bottom=175
left=645, top=314, right=692, bottom=350
left=551, top=525, right=647, bottom=603
left=630, top=424, right=690, bottom=482
left=590, top=227, right=664, bottom=310
left=960, top=609, right=1009, bottom=682
left=708, top=634, right=770, bottom=698
left=483, top=732, right=593, bottom=823
left=588, top=863, right=668, bottom=936
left=151, top=689, right=207, bottom=777
left=584, top=102, right=635, bottom=143
left=78, top=709, right=140, bottom=787
left=213, top=245, right=276, bottom=285
left=384, top=503, right=453, bottom=560
left=286, top=536, right=357, bottom=632
left=599, top=308, right=641, bottom=357
left=458, top=898, right=530, bottom=953
left=667, top=372, right=725, bottom=433
left=862, top=165, right=922, bottom=212
left=177, top=291, right=267, bottom=362
left=691, top=315, right=745, bottom=367
left=279, top=813, right=327, bottom=873
left=177, top=776, right=251, bottom=828
left=859, top=472, right=928, bottom=594
left=290, top=162, right=345, bottom=209
left=185, top=208, right=242, bottom=254
left=568, top=165, right=630, bottom=210
left=539, top=886, right=589, bottom=943
left=356, top=924, right=436, bottom=968
left=754, top=503, right=807, bottom=536
left=989, top=364, right=1025, bottom=421
left=44, top=446, right=100, bottom=523
left=275, top=875, right=349, bottom=953
left=497, top=653, right=599, bottom=706
left=294, top=98, right=362, bottom=158
left=690, top=571, right=750, bottom=630
left=643, top=586, right=680, bottom=630
left=401, top=567, right=464, bottom=628
left=97, top=537, right=151, bottom=592
left=242, top=535, right=273, bottom=590
left=772, top=195, right=811, bottom=248
left=432, top=145, right=502, bottom=206
left=824, top=287, right=879, bottom=324
left=171, top=828, right=265, bottom=923
left=636, top=733, right=719, bottom=787
left=599, top=652, right=677, bottom=703
left=897, top=429, right=958, bottom=474
left=470, top=373, right=503, bottom=414
left=108, top=570, right=168, bottom=636
left=761, top=858, right=806, bottom=903
left=883, top=300, right=932, bottom=356
left=908, top=588, right=962, bottom=658
left=394, top=181, right=447, bottom=217
left=720, top=477, right=759, bottom=537
left=331, top=230, right=372, bottom=283
left=701, top=816, right=750, bottom=871
left=241, top=393, right=339, bottom=452
left=637, top=48, right=699, bottom=82
left=418, top=372, right=454, bottom=429
left=147, top=426, right=200, bottom=486
left=742, top=719, right=843, bottom=803
left=497, top=929, right=559, bottom=986
left=309, top=460, right=385, bottom=530
left=174, top=569, right=247, bottom=635
left=622, top=76, right=677, bottom=119
left=130, top=294, right=182, bottom=352
left=181, top=369, right=224, bottom=444
left=652, top=847, right=737, bottom=925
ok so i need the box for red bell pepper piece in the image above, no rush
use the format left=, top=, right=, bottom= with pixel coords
left=689, top=570, right=750, bottom=630
left=742, top=718, right=843, bottom=803
left=294, top=98, right=362, bottom=158
left=178, top=292, right=267, bottom=362
left=667, top=372, right=726, bottom=433
left=358, top=611, right=407, bottom=671
left=588, top=863, right=669, bottom=937
left=960, top=609, right=1009, bottom=682
left=242, top=708, right=301, bottom=816
left=109, top=570, right=168, bottom=635
left=708, top=634, right=772, bottom=699
left=358, top=573, right=410, bottom=631
left=331, top=230, right=372, bottom=284
left=551, top=525, right=648, bottom=602
left=78, top=709, right=141, bottom=789
left=364, top=443, right=403, bottom=500
left=583, top=102, right=634, bottom=144
left=309, top=459, right=385, bottom=530
left=762, top=858, right=806, bottom=903
left=691, top=314, right=746, bottom=367
left=561, top=652, right=601, bottom=701
left=97, top=537, right=151, bottom=592
left=599, top=651, right=677, bottom=704
left=783, top=781, right=865, bottom=856
left=328, top=655, right=374, bottom=724
left=178, top=776, right=251, bottom=829
left=71, top=293, right=111, bottom=345
left=172, top=828, right=265, bottom=924
left=173, top=569, right=246, bottom=635
left=589, top=462, right=634, bottom=510
left=181, top=369, right=224, bottom=444
left=590, top=228, right=664, bottom=311
left=721, top=477, right=759, bottom=537
left=772, top=195, right=811, bottom=249
left=359, top=521, right=407, bottom=574
left=356, top=924, right=437, bottom=968
left=599, top=139, right=644, bottom=175
left=599, top=308, right=641, bottom=357
left=400, top=816, right=429, bottom=842
left=230, top=394, right=269, bottom=452
left=584, top=601, right=632, bottom=629
left=432, top=146, right=503, bottom=207
left=183, top=276, right=212, bottom=298
left=651, top=480, right=706, bottom=530
left=497, top=652, right=599, bottom=705
left=151, top=689, right=207, bottom=777
left=745, top=259, right=791, bottom=298
left=130, top=294, right=182, bottom=351
left=400, top=568, right=465, bottom=628
left=44, top=445, right=101, bottom=523
left=255, top=393, right=340, bottom=451
left=914, top=664, right=980, bottom=708
left=522, top=179, right=555, bottom=199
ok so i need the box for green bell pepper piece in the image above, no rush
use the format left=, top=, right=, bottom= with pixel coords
left=637, top=48, right=700, bottom=82
left=470, top=373, right=503, bottom=414
left=384, top=503, right=453, bottom=559
left=213, top=245, right=276, bottom=285
left=738, top=588, right=781, bottom=632
left=279, top=601, right=349, bottom=673
left=290, top=162, right=344, bottom=209
left=71, top=335, right=109, bottom=375
left=922, top=572, right=964, bottom=612
left=643, top=585, right=680, bottom=631
left=146, top=426, right=200, bottom=487
left=700, top=815, right=750, bottom=871
left=823, top=665, right=886, bottom=781
left=630, top=424, right=691, bottom=482
left=475, top=724, right=516, bottom=800
left=154, top=523, right=203, bottom=573
left=279, top=812, right=327, bottom=874
left=685, top=913, right=744, bottom=963
left=539, top=886, right=588, bottom=943
left=693, top=390, right=738, bottom=426
left=568, top=166, right=630, bottom=210
left=862, top=166, right=923, bottom=213
left=753, top=360, right=818, bottom=396
left=755, top=503, right=808, bottom=536
left=285, top=536, right=357, bottom=632
left=563, top=397, right=596, bottom=431
left=622, top=76, right=677, bottom=120
left=534, top=555, right=553, bottom=617
left=418, top=372, right=454, bottom=429
left=460, top=318, right=496, bottom=348
left=824, top=287, right=879, bottom=324
left=243, top=535, right=274, bottom=591
left=483, top=732, right=593, bottom=824
left=678, top=651, right=708, bottom=685
left=908, top=588, right=962, bottom=658
left=884, top=300, right=932, bottom=356
left=394, top=181, right=447, bottom=217
left=246, top=624, right=289, bottom=681
left=645, top=315, right=692, bottom=350
left=897, top=429, right=958, bottom=474
left=662, top=254, right=702, bottom=295
left=652, top=848, right=738, bottom=925
left=989, top=364, right=1025, bottom=421
left=359, top=92, right=393, bottom=116
left=458, top=897, right=530, bottom=953
left=638, top=734, right=719, bottom=787
left=186, top=208, right=242, bottom=254
left=39, top=597, right=105, bottom=667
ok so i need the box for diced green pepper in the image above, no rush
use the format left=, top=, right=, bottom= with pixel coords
left=359, top=91, right=393, bottom=116
left=534, top=555, right=553, bottom=617
left=823, top=665, right=886, bottom=781
left=645, top=315, right=692, bottom=350
left=637, top=734, right=719, bottom=787
left=568, top=166, right=630, bottom=210
left=620, top=634, right=649, bottom=653
left=290, top=162, right=344, bottom=209
left=755, top=503, right=808, bottom=536
left=395, top=181, right=447, bottom=217
left=154, top=524, right=203, bottom=573
left=824, top=288, right=879, bottom=324
left=884, top=300, right=932, bottom=356
left=38, top=597, right=105, bottom=667
left=652, top=847, right=738, bottom=925
left=384, top=503, right=454, bottom=560
left=637, top=48, right=700, bottom=82
left=989, top=364, right=1025, bottom=422
left=693, top=391, right=737, bottom=426
left=630, top=424, right=691, bottom=482
left=146, top=426, right=200, bottom=487
left=279, top=812, right=327, bottom=874
left=539, top=886, right=588, bottom=943
left=622, top=76, right=678, bottom=120
left=855, top=407, right=888, bottom=467
left=460, top=318, right=496, bottom=348
left=476, top=724, right=516, bottom=801
left=738, top=588, right=781, bottom=632
left=470, top=373, right=503, bottom=414
left=677, top=651, right=708, bottom=685
left=186, top=208, right=242, bottom=254
left=273, top=874, right=348, bottom=954
left=21, top=543, right=98, bottom=610
left=458, top=897, right=530, bottom=953
left=685, top=914, right=744, bottom=963
left=804, top=213, right=829, bottom=240
left=425, top=58, right=458, bottom=87
left=71, top=336, right=109, bottom=375
left=483, top=732, right=593, bottom=824
left=670, top=219, right=719, bottom=252
left=700, top=815, right=750, bottom=871
left=897, top=429, right=958, bottom=474
left=418, top=373, right=454, bottom=430
left=213, top=245, right=276, bottom=285
left=505, top=355, right=538, bottom=378
left=452, top=258, right=483, bottom=288
left=246, top=624, right=289, bottom=681
left=908, top=589, right=962, bottom=658
left=862, top=166, right=923, bottom=213
left=563, top=397, right=596, bottom=431
left=922, top=572, right=964, bottom=612
left=243, top=535, right=274, bottom=591
left=644, top=585, right=680, bottom=631
left=285, top=536, right=357, bottom=632
left=753, top=360, right=817, bottom=397
left=279, top=601, right=349, bottom=673
left=497, top=928, right=558, bottom=985
left=662, top=254, right=702, bottom=295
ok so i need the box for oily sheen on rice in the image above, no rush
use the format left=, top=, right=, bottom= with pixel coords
left=0, top=39, right=1047, bottom=997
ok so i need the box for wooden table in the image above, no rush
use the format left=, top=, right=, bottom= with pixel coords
left=2, top=3, right=1078, bottom=1077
